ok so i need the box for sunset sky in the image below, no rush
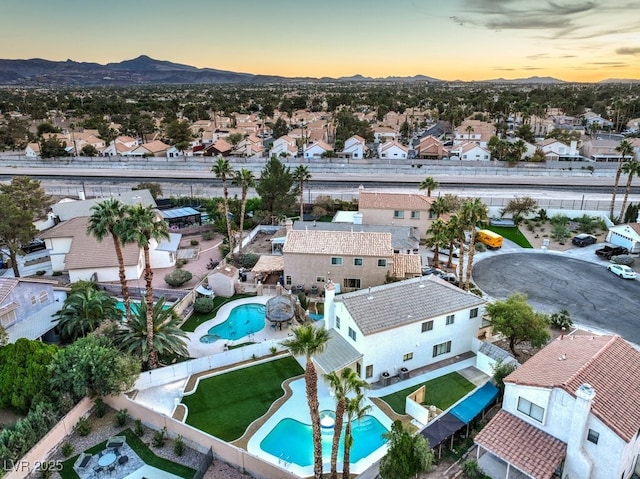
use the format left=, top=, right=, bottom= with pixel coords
left=3, top=0, right=640, bottom=82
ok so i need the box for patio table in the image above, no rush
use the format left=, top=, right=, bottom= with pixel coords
left=98, top=452, right=117, bottom=467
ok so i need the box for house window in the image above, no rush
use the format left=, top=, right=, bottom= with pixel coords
left=336, top=316, right=341, bottom=329
left=0, top=310, right=17, bottom=327
left=343, top=278, right=361, bottom=289
left=393, top=210, right=404, bottom=219
left=377, top=259, right=387, bottom=267
left=411, top=211, right=420, bottom=219
left=348, top=327, right=356, bottom=341
left=587, top=429, right=599, bottom=444
left=354, top=258, right=363, bottom=266
left=517, top=397, right=545, bottom=422
left=403, top=352, right=413, bottom=361
left=331, top=257, right=343, bottom=266
left=356, top=362, right=361, bottom=376
left=30, top=295, right=37, bottom=305
left=365, top=364, right=373, bottom=378
left=316, top=276, right=325, bottom=283
left=285, top=275, right=292, bottom=286
left=433, top=341, right=451, bottom=357
left=39, top=290, right=49, bottom=303
left=429, top=210, right=438, bottom=219
left=422, top=320, right=433, bottom=332
left=470, top=308, right=479, bottom=319
left=446, top=314, right=455, bottom=325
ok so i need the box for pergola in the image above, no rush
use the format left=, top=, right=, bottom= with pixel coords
left=265, top=295, right=295, bottom=329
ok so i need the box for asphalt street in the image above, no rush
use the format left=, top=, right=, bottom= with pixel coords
left=472, top=251, right=640, bottom=345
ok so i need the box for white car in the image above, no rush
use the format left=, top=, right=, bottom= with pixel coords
left=607, top=264, right=637, bottom=279
left=431, top=245, right=461, bottom=258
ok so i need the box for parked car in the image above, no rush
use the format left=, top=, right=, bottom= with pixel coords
left=572, top=234, right=597, bottom=247
left=607, top=264, right=637, bottom=279
left=421, top=266, right=442, bottom=276
left=20, top=239, right=46, bottom=254
left=431, top=245, right=461, bottom=258
left=595, top=245, right=629, bottom=260
left=437, top=272, right=459, bottom=286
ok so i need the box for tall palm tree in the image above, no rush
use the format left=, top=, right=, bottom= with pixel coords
left=418, top=176, right=438, bottom=197
left=121, top=204, right=170, bottom=370
left=342, top=392, right=372, bottom=479
left=611, top=139, right=635, bottom=220
left=465, top=124, right=474, bottom=142
left=425, top=218, right=448, bottom=269
left=212, top=157, right=235, bottom=251
left=459, top=198, right=489, bottom=291
left=325, top=368, right=368, bottom=479
left=114, top=297, right=189, bottom=362
left=293, top=165, right=312, bottom=219
left=444, top=214, right=464, bottom=270
left=619, top=160, right=640, bottom=222
left=282, top=325, right=331, bottom=479
left=429, top=196, right=448, bottom=219
left=52, top=283, right=121, bottom=342
left=87, top=198, right=131, bottom=320
left=232, top=168, right=255, bottom=256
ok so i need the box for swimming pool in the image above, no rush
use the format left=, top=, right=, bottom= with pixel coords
left=200, top=303, right=266, bottom=343
left=259, top=414, right=387, bottom=467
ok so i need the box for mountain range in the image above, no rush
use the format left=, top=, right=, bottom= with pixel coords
left=0, top=55, right=632, bottom=87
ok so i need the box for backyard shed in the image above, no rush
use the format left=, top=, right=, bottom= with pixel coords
left=207, top=264, right=239, bottom=297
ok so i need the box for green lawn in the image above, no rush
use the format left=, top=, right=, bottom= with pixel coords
left=183, top=356, right=304, bottom=441
left=59, top=429, right=195, bottom=479
left=380, top=372, right=476, bottom=415
left=181, top=293, right=256, bottom=332
left=484, top=225, right=533, bottom=248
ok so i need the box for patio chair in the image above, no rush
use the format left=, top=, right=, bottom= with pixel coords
left=107, top=464, right=116, bottom=473
left=118, top=455, right=129, bottom=465
left=94, top=465, right=104, bottom=473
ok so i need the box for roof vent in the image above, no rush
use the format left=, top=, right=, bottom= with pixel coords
left=558, top=354, right=567, bottom=361
left=367, top=287, right=373, bottom=300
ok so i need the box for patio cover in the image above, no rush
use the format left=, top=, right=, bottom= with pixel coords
left=420, top=412, right=465, bottom=448
left=313, top=329, right=363, bottom=374
left=266, top=295, right=295, bottom=322
left=449, top=382, right=499, bottom=424
left=475, top=410, right=566, bottom=479
left=195, top=285, right=214, bottom=297
left=252, top=255, right=284, bottom=273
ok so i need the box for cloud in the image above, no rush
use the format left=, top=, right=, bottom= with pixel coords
left=526, top=53, right=576, bottom=60
left=616, top=47, right=640, bottom=56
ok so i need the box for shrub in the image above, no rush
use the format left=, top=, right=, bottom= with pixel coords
left=152, top=427, right=167, bottom=448
left=550, top=214, right=569, bottom=226
left=193, top=297, right=215, bottom=313
left=270, top=346, right=278, bottom=356
left=165, top=269, right=193, bottom=287
left=550, top=309, right=573, bottom=329
left=115, top=408, right=128, bottom=427
left=175, top=258, right=189, bottom=269
left=536, top=208, right=548, bottom=221
left=93, top=397, right=106, bottom=418
left=474, top=242, right=486, bottom=252
left=611, top=255, right=634, bottom=266
left=35, top=270, right=46, bottom=276
left=190, top=239, right=199, bottom=246
left=74, top=417, right=91, bottom=436
left=61, top=442, right=74, bottom=457
left=241, top=253, right=259, bottom=269
left=52, top=271, right=62, bottom=276
left=492, top=359, right=517, bottom=394
left=174, top=435, right=185, bottom=456
left=463, top=459, right=486, bottom=479
left=202, top=231, right=214, bottom=241
left=134, top=418, right=145, bottom=437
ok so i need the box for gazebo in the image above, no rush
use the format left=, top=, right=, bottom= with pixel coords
left=266, top=295, right=296, bottom=330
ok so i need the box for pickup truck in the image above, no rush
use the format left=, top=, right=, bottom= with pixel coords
left=595, top=245, right=629, bottom=260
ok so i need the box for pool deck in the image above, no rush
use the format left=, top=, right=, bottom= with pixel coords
left=186, top=295, right=303, bottom=358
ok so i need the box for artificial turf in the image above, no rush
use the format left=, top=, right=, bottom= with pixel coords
left=182, top=356, right=304, bottom=441
left=380, top=372, right=476, bottom=415
left=180, top=293, right=256, bottom=332
left=484, top=225, right=533, bottom=248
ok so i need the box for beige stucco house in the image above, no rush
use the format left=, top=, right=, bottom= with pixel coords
left=357, top=190, right=434, bottom=239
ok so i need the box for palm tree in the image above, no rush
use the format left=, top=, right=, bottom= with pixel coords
left=611, top=139, right=635, bottom=220
left=425, top=218, right=448, bottom=269
left=212, top=157, right=235, bottom=251
left=342, top=392, right=372, bottom=479
left=325, top=368, right=368, bottom=479
left=459, top=198, right=489, bottom=291
left=429, top=196, right=448, bottom=218
left=232, top=168, right=255, bottom=256
left=465, top=124, right=474, bottom=142
left=87, top=198, right=131, bottom=320
left=121, top=204, right=170, bottom=370
left=114, top=297, right=189, bottom=362
left=293, top=165, right=312, bottom=219
left=418, top=176, right=438, bottom=197
left=282, top=325, right=331, bottom=479
left=619, top=160, right=640, bottom=222
left=444, top=214, right=464, bottom=270
left=52, top=283, right=121, bottom=342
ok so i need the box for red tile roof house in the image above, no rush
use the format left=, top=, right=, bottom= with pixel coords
left=474, top=335, right=640, bottom=479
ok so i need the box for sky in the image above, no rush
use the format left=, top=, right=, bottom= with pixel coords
left=2, top=0, right=640, bottom=82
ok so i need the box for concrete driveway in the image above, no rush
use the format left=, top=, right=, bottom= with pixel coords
left=472, top=251, right=640, bottom=346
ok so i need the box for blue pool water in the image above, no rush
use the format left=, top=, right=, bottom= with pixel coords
left=200, top=303, right=266, bottom=343
left=259, top=415, right=387, bottom=467
left=309, top=313, right=323, bottom=321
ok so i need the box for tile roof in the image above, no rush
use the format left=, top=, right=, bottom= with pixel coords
left=475, top=410, right=566, bottom=479
left=392, top=253, right=422, bottom=278
left=40, top=217, right=141, bottom=270
left=50, top=190, right=156, bottom=221
left=505, top=334, right=640, bottom=442
left=336, top=275, right=485, bottom=335
left=359, top=191, right=433, bottom=211
left=282, top=230, right=393, bottom=257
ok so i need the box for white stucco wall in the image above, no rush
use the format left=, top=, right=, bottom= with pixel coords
left=69, top=264, right=141, bottom=283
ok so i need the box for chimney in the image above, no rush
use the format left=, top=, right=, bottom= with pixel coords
left=324, top=280, right=336, bottom=329
left=285, top=218, right=293, bottom=232
left=569, top=140, right=577, bottom=156
left=565, top=384, right=595, bottom=478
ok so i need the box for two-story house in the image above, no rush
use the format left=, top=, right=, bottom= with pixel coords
left=475, top=335, right=640, bottom=479
left=269, top=135, right=298, bottom=158
left=317, top=275, right=485, bottom=384
left=378, top=140, right=408, bottom=160
left=342, top=135, right=367, bottom=159
left=303, top=140, right=333, bottom=159
left=417, top=135, right=447, bottom=160
left=580, top=139, right=630, bottom=163
left=358, top=190, right=434, bottom=239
